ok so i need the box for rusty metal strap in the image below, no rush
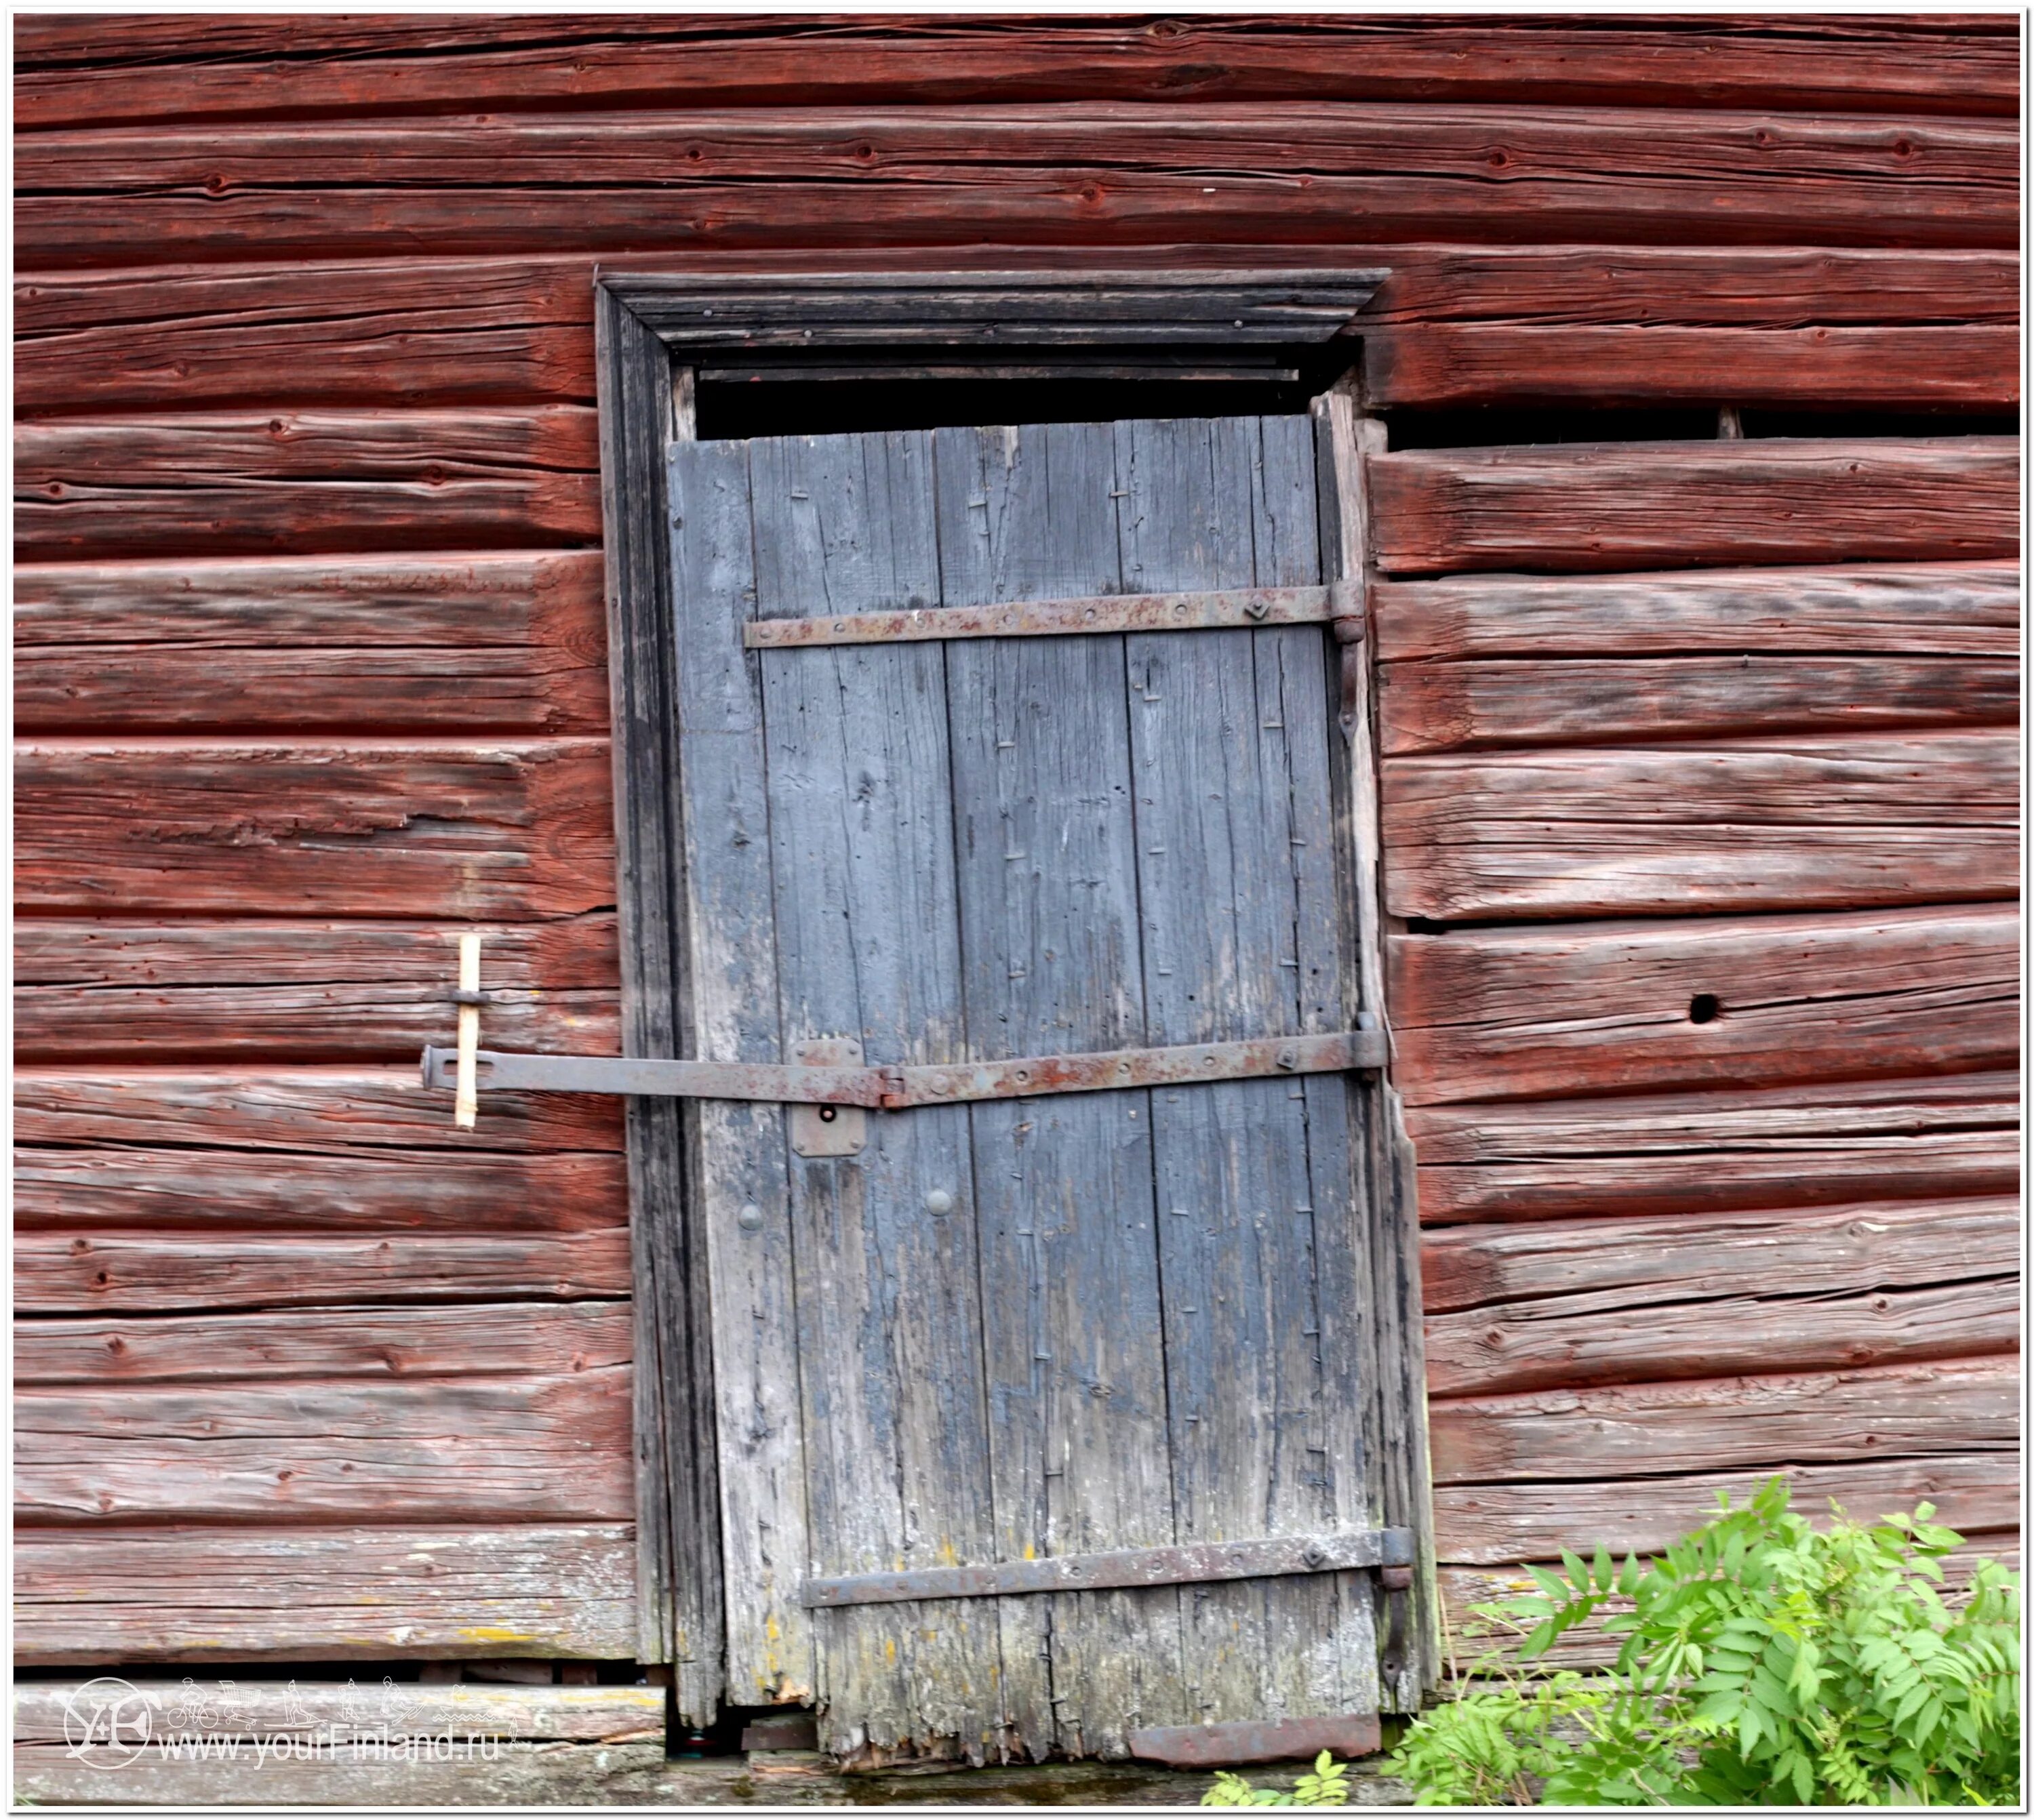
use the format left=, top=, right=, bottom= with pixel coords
left=742, top=580, right=1362, bottom=649
left=801, top=1527, right=1415, bottom=1609
left=421, top=1027, right=1384, bottom=1107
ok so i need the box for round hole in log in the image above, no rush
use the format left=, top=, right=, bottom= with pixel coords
left=1688, top=993, right=1721, bottom=1024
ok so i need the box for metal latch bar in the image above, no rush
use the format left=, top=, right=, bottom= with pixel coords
left=742, top=580, right=1361, bottom=649
left=801, top=1526, right=1415, bottom=1609
left=420, top=1027, right=1384, bottom=1108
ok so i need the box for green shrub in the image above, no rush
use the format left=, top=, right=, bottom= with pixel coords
left=1202, top=1749, right=1352, bottom=1807
left=1383, top=1478, right=2020, bottom=1806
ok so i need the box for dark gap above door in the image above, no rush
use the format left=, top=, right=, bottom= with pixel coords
left=692, top=343, right=1356, bottom=439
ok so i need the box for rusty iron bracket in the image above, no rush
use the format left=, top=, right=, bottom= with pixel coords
left=421, top=1024, right=1384, bottom=1112
left=800, top=1526, right=1414, bottom=1609
left=741, top=580, right=1361, bottom=649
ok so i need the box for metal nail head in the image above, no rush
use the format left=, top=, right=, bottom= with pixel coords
left=923, top=1188, right=955, bottom=1217
left=737, top=1203, right=765, bottom=1232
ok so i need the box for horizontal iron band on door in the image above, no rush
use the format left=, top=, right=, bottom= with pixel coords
left=802, top=1527, right=1416, bottom=1609
left=741, top=581, right=1361, bottom=649
left=420, top=1028, right=1384, bottom=1108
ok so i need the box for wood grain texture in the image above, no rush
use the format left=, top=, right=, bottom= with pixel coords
left=1434, top=1452, right=2022, bottom=1566
left=16, top=260, right=596, bottom=412
left=748, top=426, right=1005, bottom=1761
left=1405, top=1072, right=2020, bottom=1226
left=16, top=1230, right=633, bottom=1312
left=1427, top=1278, right=2020, bottom=1401
left=1370, top=561, right=2022, bottom=663
left=13, top=17, right=2018, bottom=125
left=16, top=1146, right=628, bottom=1232
left=1368, top=438, right=2020, bottom=576
left=1363, top=323, right=2018, bottom=407
left=14, top=549, right=605, bottom=647
left=13, top=1677, right=664, bottom=1743
left=16, top=1303, right=635, bottom=1382
left=1429, top=1357, right=2021, bottom=1484
left=16, top=409, right=600, bottom=557
left=1380, top=660, right=2018, bottom=754
left=1389, top=906, right=2020, bottom=1104
left=16, top=1369, right=634, bottom=1524
left=14, top=115, right=2016, bottom=268
left=16, top=740, right=614, bottom=916
left=14, top=1068, right=624, bottom=1154
left=1381, top=731, right=2020, bottom=921
left=14, top=1522, right=635, bottom=1662
left=1424, top=1195, right=2020, bottom=1317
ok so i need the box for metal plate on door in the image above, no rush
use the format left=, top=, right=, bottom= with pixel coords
left=790, top=1037, right=867, bottom=1157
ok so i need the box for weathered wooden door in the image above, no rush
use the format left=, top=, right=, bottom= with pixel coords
left=666, top=413, right=1404, bottom=1766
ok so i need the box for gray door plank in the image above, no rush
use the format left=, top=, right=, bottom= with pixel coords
left=749, top=431, right=1006, bottom=1764
left=937, top=421, right=1191, bottom=1761
left=1115, top=416, right=1379, bottom=1725
left=666, top=439, right=812, bottom=1707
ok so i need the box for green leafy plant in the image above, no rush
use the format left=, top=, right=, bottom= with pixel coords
left=1203, top=1748, right=1353, bottom=1806
left=1381, top=1479, right=2020, bottom=1806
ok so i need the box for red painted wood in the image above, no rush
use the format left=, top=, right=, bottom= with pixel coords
left=14, top=17, right=2018, bottom=126
left=1368, top=437, right=2021, bottom=576
left=1429, top=1356, right=2020, bottom=1484
left=15, top=409, right=601, bottom=558
left=14, top=1068, right=624, bottom=1154
left=1363, top=323, right=2018, bottom=407
left=16, top=739, right=615, bottom=916
left=1370, top=562, right=2022, bottom=663
left=15, top=108, right=2016, bottom=266
left=16, top=1145, right=629, bottom=1232
left=1388, top=905, right=2020, bottom=1106
left=1403, top=1072, right=2021, bottom=1226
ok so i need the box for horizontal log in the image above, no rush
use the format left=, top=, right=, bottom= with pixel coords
left=14, top=550, right=605, bottom=647
left=1442, top=1542, right=2021, bottom=1670
left=1424, top=1195, right=2020, bottom=1314
left=1379, top=660, right=2017, bottom=754
left=16, top=645, right=610, bottom=735
left=16, top=1303, right=634, bottom=1383
left=1368, top=437, right=2020, bottom=575
left=14, top=18, right=2018, bottom=124
left=16, top=739, right=615, bottom=916
left=1382, top=732, right=2020, bottom=921
left=16, top=1231, right=634, bottom=1312
left=1433, top=1451, right=2022, bottom=1564
left=14, top=1068, right=624, bottom=1154
left=1405, top=1072, right=2021, bottom=1225
left=15, top=984, right=618, bottom=1063
left=1371, top=561, right=2022, bottom=662
left=16, top=1146, right=628, bottom=1231
left=16, top=1369, right=634, bottom=1523
left=16, top=410, right=600, bottom=559
left=16, top=914, right=618, bottom=986
left=13, top=1678, right=665, bottom=1743
left=1430, top=1357, right=2020, bottom=1484
left=1363, top=323, right=2018, bottom=408
left=1428, top=1273, right=2020, bottom=1400
left=13, top=1521, right=634, bottom=1661
left=24, top=106, right=2014, bottom=197
left=16, top=914, right=621, bottom=1060
left=16, top=261, right=596, bottom=413
left=1389, top=905, right=2020, bottom=1104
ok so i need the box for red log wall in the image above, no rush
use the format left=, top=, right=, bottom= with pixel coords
left=14, top=12, right=2020, bottom=1667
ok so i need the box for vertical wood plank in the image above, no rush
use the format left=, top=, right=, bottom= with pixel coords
left=938, top=420, right=1189, bottom=1761
left=1323, top=375, right=1441, bottom=1700
left=1117, top=413, right=1378, bottom=1726
left=594, top=291, right=724, bottom=1713
left=666, top=435, right=811, bottom=1708
left=749, top=431, right=1005, bottom=1764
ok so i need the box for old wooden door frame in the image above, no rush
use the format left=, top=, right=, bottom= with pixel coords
left=592, top=268, right=1435, bottom=1724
